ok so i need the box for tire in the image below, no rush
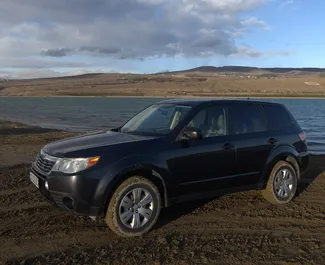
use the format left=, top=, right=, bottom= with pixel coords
left=105, top=176, right=161, bottom=237
left=261, top=161, right=298, bottom=205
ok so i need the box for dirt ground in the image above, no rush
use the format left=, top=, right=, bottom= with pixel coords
left=1, top=121, right=325, bottom=264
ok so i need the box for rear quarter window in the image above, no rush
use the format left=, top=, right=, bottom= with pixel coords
left=262, top=104, right=294, bottom=130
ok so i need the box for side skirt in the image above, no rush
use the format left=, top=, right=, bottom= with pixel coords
left=167, top=183, right=265, bottom=206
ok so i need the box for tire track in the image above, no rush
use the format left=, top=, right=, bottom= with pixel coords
left=0, top=202, right=49, bottom=214
left=0, top=187, right=32, bottom=197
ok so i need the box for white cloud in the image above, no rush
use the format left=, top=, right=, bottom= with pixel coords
left=230, top=46, right=292, bottom=58
left=241, top=17, right=270, bottom=30
left=7, top=69, right=105, bottom=80
left=0, top=58, right=88, bottom=69
left=279, top=0, right=294, bottom=8
left=0, top=0, right=290, bottom=78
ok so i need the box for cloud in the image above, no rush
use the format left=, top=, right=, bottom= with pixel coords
left=279, top=0, right=294, bottom=8
left=231, top=46, right=292, bottom=58
left=79, top=46, right=121, bottom=55
left=235, top=46, right=264, bottom=57
left=40, top=46, right=121, bottom=57
left=241, top=17, right=270, bottom=30
left=268, top=50, right=292, bottom=56
left=41, top=48, right=74, bottom=57
left=0, top=1, right=267, bottom=56
left=0, top=0, right=290, bottom=76
left=10, top=69, right=70, bottom=79
left=1, top=58, right=88, bottom=69
left=7, top=69, right=104, bottom=80
left=0, top=70, right=10, bottom=79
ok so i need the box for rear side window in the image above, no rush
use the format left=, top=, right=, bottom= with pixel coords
left=228, top=103, right=267, bottom=135
left=262, top=104, right=294, bottom=130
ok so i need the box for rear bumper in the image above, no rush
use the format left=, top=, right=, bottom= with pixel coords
left=30, top=166, right=106, bottom=217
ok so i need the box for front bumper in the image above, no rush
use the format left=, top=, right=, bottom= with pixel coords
left=30, top=166, right=106, bottom=217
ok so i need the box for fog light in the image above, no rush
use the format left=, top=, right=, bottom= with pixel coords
left=62, top=197, right=74, bottom=210
left=45, top=181, right=49, bottom=190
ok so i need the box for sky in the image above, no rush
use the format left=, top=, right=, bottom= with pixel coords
left=0, top=0, right=323, bottom=79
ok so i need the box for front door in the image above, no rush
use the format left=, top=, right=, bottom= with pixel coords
left=166, top=104, right=237, bottom=197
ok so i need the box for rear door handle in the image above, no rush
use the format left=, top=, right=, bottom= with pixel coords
left=268, top=138, right=277, bottom=144
left=222, top=142, right=235, bottom=150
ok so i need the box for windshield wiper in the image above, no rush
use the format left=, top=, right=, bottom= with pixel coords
left=123, top=130, right=163, bottom=136
left=122, top=131, right=147, bottom=136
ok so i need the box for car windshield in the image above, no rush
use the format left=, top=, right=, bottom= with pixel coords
left=120, top=103, right=192, bottom=136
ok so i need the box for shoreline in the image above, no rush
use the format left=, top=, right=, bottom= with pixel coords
left=1, top=95, right=325, bottom=99
left=0, top=117, right=85, bottom=133
left=0, top=120, right=80, bottom=168
left=1, top=119, right=324, bottom=155
left=0, top=118, right=323, bottom=169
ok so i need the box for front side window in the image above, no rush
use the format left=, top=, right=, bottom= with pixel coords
left=185, top=106, right=227, bottom=138
left=120, top=104, right=192, bottom=136
left=228, top=103, right=267, bottom=135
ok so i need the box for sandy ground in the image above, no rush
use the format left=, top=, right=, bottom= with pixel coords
left=1, top=121, right=325, bottom=264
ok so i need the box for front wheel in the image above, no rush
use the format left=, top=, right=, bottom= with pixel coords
left=105, top=176, right=161, bottom=237
left=262, top=161, right=298, bottom=205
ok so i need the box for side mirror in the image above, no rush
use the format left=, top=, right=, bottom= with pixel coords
left=179, top=127, right=203, bottom=141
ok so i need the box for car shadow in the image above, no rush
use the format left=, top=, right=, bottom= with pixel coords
left=296, top=154, right=325, bottom=197
left=153, top=197, right=215, bottom=231
left=154, top=155, right=325, bottom=230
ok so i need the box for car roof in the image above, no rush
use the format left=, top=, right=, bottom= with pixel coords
left=157, top=98, right=284, bottom=108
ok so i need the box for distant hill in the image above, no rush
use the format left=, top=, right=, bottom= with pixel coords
left=2, top=65, right=325, bottom=98
left=4, top=65, right=325, bottom=82
left=163, top=66, right=325, bottom=74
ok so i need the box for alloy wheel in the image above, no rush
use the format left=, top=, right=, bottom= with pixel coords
left=118, top=188, right=154, bottom=229
left=274, top=168, right=295, bottom=199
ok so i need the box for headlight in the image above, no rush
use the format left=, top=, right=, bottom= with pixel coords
left=52, top=156, right=100, bottom=174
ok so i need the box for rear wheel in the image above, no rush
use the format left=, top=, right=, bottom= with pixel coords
left=105, top=176, right=161, bottom=237
left=262, top=161, right=298, bottom=205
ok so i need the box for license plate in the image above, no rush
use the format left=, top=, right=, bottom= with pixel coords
left=30, top=172, right=39, bottom=188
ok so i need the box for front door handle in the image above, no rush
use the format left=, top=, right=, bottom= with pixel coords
left=268, top=138, right=277, bottom=144
left=222, top=142, right=235, bottom=150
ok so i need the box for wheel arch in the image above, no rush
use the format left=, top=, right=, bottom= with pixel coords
left=103, top=165, right=169, bottom=214
left=261, top=145, right=301, bottom=185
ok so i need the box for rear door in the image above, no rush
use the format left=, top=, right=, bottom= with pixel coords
left=227, top=102, right=275, bottom=185
left=262, top=103, right=297, bottom=140
left=262, top=103, right=308, bottom=152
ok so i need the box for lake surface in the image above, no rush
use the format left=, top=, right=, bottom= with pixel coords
left=0, top=97, right=324, bottom=154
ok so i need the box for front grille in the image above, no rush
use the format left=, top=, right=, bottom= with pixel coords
left=34, top=150, right=57, bottom=174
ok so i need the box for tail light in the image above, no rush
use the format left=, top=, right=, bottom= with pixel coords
left=298, top=131, right=307, bottom=143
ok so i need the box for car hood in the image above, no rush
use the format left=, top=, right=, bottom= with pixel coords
left=43, top=130, right=157, bottom=157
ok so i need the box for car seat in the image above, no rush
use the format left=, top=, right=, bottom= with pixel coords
left=205, top=113, right=225, bottom=137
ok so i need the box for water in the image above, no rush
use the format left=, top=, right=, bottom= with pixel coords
left=0, top=97, right=324, bottom=154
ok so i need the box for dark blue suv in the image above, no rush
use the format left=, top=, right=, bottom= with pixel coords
left=29, top=99, right=309, bottom=237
